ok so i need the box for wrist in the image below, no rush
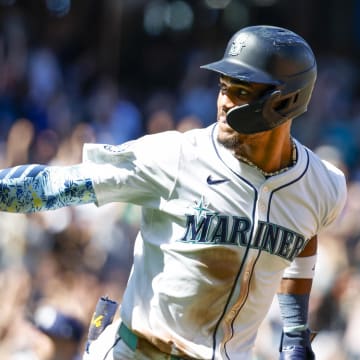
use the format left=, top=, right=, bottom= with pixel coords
left=281, top=328, right=311, bottom=349
left=279, top=329, right=315, bottom=360
left=277, top=293, right=309, bottom=329
left=283, top=323, right=308, bottom=333
left=280, top=345, right=314, bottom=360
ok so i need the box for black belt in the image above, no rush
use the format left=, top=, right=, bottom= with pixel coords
left=118, top=322, right=192, bottom=360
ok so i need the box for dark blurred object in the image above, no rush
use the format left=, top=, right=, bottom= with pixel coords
left=34, top=305, right=84, bottom=342
left=87, top=296, right=118, bottom=349
left=0, top=0, right=16, bottom=5
left=46, top=0, right=71, bottom=17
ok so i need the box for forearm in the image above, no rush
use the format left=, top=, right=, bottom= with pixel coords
left=0, top=164, right=96, bottom=213
left=277, top=236, right=317, bottom=359
left=278, top=279, right=311, bottom=332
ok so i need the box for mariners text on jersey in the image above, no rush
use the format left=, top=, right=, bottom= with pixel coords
left=179, top=213, right=305, bottom=261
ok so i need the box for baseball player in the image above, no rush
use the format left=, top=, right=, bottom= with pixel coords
left=0, top=25, right=347, bottom=359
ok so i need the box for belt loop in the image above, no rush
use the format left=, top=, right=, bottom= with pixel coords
left=118, top=322, right=138, bottom=351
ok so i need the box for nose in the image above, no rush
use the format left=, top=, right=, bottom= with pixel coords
left=218, top=91, right=237, bottom=113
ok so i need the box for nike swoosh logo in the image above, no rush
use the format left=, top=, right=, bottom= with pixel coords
left=206, top=175, right=230, bottom=185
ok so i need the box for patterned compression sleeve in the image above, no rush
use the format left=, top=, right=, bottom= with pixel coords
left=0, top=164, right=97, bottom=213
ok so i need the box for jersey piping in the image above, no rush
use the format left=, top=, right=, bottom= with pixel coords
left=267, top=148, right=310, bottom=221
left=224, top=145, right=312, bottom=358
left=210, top=124, right=259, bottom=359
left=210, top=125, right=313, bottom=359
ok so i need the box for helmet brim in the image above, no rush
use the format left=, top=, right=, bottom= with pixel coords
left=201, top=59, right=282, bottom=86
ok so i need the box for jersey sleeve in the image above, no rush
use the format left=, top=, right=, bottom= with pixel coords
left=320, top=160, right=347, bottom=229
left=0, top=163, right=97, bottom=212
left=82, top=132, right=182, bottom=207
left=283, top=159, right=347, bottom=278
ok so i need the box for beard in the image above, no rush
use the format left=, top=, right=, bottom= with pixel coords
left=216, top=120, right=262, bottom=155
left=217, top=131, right=242, bottom=149
left=216, top=120, right=245, bottom=150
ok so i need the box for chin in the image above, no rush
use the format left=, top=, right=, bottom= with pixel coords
left=217, top=130, right=240, bottom=149
left=218, top=119, right=234, bottom=132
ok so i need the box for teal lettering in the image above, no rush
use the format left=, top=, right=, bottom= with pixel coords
left=181, top=215, right=212, bottom=242
left=277, top=229, right=295, bottom=258
left=209, top=216, right=229, bottom=244
left=262, top=223, right=280, bottom=254
left=180, top=213, right=304, bottom=261
left=229, top=217, right=250, bottom=246
left=288, top=235, right=306, bottom=260
left=252, top=221, right=267, bottom=248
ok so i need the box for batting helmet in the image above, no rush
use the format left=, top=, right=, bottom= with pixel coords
left=201, top=25, right=317, bottom=133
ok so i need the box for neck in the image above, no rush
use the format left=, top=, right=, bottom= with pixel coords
left=233, top=123, right=295, bottom=175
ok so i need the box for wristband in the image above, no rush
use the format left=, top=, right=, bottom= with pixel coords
left=283, top=255, right=317, bottom=279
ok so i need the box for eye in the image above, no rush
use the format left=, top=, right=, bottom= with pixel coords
left=218, top=82, right=227, bottom=94
left=218, top=82, right=251, bottom=99
left=229, top=87, right=251, bottom=100
left=235, top=88, right=250, bottom=97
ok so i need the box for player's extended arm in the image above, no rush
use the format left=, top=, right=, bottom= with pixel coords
left=277, top=236, right=317, bottom=360
left=0, top=164, right=96, bottom=213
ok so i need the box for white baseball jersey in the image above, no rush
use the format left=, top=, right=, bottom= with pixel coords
left=83, top=124, right=347, bottom=359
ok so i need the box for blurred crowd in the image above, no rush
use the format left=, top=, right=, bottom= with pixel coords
left=1, top=3, right=360, bottom=360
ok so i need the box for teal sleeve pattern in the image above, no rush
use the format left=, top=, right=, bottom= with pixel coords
left=0, top=164, right=96, bottom=213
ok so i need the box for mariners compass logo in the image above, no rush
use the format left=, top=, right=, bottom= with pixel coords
left=191, top=196, right=218, bottom=222
left=228, top=34, right=248, bottom=56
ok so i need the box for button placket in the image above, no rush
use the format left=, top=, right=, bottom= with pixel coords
left=258, top=185, right=271, bottom=217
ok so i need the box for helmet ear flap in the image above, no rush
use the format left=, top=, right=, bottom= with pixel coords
left=272, top=88, right=313, bottom=121
left=273, top=91, right=300, bottom=113
left=226, top=89, right=287, bottom=134
left=262, top=90, right=287, bottom=128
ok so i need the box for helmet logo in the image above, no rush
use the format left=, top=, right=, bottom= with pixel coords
left=228, top=34, right=248, bottom=56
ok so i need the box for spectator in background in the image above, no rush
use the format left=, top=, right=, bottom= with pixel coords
left=176, top=114, right=203, bottom=133
left=24, top=48, right=64, bottom=133
left=145, top=109, right=175, bottom=134
left=175, top=50, right=218, bottom=127
left=3, top=118, right=35, bottom=167
left=33, top=305, right=85, bottom=360
left=87, top=77, right=143, bottom=145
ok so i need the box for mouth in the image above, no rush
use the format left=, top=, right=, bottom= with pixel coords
left=218, top=113, right=228, bottom=124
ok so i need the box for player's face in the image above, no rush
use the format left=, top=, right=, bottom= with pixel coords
left=216, top=76, right=270, bottom=148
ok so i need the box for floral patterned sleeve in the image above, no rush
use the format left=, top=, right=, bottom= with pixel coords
left=0, top=164, right=96, bottom=213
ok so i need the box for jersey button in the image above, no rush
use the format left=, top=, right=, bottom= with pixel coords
left=263, top=186, right=269, bottom=192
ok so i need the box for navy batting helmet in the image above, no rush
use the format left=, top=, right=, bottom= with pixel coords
left=201, top=25, right=317, bottom=133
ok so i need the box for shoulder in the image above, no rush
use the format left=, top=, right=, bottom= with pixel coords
left=304, top=146, right=347, bottom=225
left=139, top=127, right=211, bottom=156
left=136, top=126, right=210, bottom=147
left=82, top=127, right=211, bottom=165
left=306, top=147, right=346, bottom=191
left=139, top=126, right=213, bottom=155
